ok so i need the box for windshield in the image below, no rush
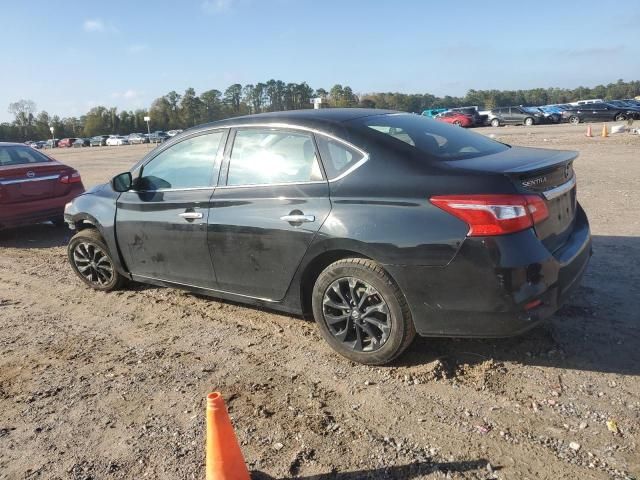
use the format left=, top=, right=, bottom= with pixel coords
left=0, top=146, right=51, bottom=166
left=350, top=113, right=509, bottom=161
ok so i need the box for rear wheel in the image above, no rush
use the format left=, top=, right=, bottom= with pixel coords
left=453, top=120, right=462, bottom=126
left=68, top=229, right=126, bottom=291
left=490, top=118, right=500, bottom=127
left=569, top=115, right=580, bottom=125
left=524, top=117, right=534, bottom=126
left=614, top=114, right=626, bottom=122
left=311, top=258, right=416, bottom=365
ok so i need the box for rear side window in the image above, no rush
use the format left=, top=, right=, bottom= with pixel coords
left=315, top=135, right=365, bottom=179
left=138, top=131, right=225, bottom=190
left=226, top=129, right=323, bottom=186
left=351, top=113, right=509, bottom=161
left=0, top=146, right=51, bottom=166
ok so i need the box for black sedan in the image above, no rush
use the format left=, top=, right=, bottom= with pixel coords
left=63, top=109, right=591, bottom=364
left=90, top=135, right=109, bottom=147
left=562, top=103, right=640, bottom=124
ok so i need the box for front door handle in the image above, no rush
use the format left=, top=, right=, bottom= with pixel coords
left=280, top=214, right=315, bottom=223
left=179, top=211, right=203, bottom=220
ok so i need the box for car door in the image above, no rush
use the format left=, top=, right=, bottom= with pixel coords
left=115, top=130, right=227, bottom=287
left=207, top=127, right=332, bottom=300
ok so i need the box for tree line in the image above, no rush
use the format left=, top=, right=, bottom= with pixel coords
left=2, top=79, right=640, bottom=142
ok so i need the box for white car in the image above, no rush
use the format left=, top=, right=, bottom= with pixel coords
left=106, top=136, right=129, bottom=146
left=166, top=129, right=183, bottom=137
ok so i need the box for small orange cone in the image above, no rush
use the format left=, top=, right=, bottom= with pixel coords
left=206, top=392, right=250, bottom=480
left=601, top=124, right=608, bottom=137
left=585, top=124, right=592, bottom=137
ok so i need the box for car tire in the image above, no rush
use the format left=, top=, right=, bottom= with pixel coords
left=453, top=120, right=462, bottom=126
left=67, top=228, right=126, bottom=292
left=524, top=117, right=534, bottom=126
left=311, top=258, right=416, bottom=365
left=614, top=114, right=626, bottom=122
left=490, top=118, right=500, bottom=127
left=569, top=116, right=580, bottom=125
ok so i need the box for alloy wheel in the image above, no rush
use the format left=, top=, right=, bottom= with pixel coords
left=72, top=242, right=114, bottom=286
left=322, top=277, right=391, bottom=352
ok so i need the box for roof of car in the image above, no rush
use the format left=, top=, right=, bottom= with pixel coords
left=192, top=108, right=399, bottom=132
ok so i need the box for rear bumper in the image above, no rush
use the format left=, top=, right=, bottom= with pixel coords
left=0, top=186, right=84, bottom=229
left=385, top=205, right=592, bottom=337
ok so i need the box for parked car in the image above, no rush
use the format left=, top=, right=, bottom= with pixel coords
left=447, top=107, right=488, bottom=127
left=90, top=135, right=109, bottom=147
left=524, top=107, right=561, bottom=124
left=421, top=108, right=447, bottom=118
left=0, top=142, right=84, bottom=229
left=434, top=111, right=473, bottom=127
left=487, top=106, right=545, bottom=127
left=166, top=129, right=184, bottom=137
left=106, top=136, right=129, bottom=146
left=561, top=103, right=639, bottom=124
left=148, top=131, right=170, bottom=144
left=30, top=141, right=47, bottom=149
left=64, top=109, right=591, bottom=365
left=572, top=99, right=603, bottom=106
left=606, top=99, right=640, bottom=111
left=45, top=138, right=59, bottom=148
left=73, top=138, right=90, bottom=148
left=127, top=133, right=149, bottom=144
left=58, top=138, right=78, bottom=148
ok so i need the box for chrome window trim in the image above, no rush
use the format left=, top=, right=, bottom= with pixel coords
left=225, top=123, right=370, bottom=183
left=542, top=175, right=577, bottom=200
left=0, top=174, right=60, bottom=185
left=129, top=186, right=215, bottom=193
left=132, top=274, right=277, bottom=303
left=216, top=180, right=326, bottom=190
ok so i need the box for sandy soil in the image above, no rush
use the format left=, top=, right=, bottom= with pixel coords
left=1, top=123, right=639, bottom=480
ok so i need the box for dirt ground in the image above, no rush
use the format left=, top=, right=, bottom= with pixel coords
left=1, top=123, right=639, bottom=480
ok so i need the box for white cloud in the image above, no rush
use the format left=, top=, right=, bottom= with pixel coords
left=83, top=19, right=105, bottom=32
left=202, top=0, right=234, bottom=14
left=111, top=89, right=141, bottom=100
left=127, top=44, right=148, bottom=54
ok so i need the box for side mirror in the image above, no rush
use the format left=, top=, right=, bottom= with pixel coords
left=111, top=172, right=133, bottom=192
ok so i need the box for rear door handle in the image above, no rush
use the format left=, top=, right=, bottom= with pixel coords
left=179, top=212, right=203, bottom=220
left=280, top=214, right=315, bottom=223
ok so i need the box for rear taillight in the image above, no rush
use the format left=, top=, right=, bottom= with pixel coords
left=430, top=194, right=549, bottom=236
left=60, top=171, right=82, bottom=184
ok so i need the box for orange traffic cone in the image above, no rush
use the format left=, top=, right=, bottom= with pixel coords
left=206, top=392, right=250, bottom=480
left=601, top=124, right=608, bottom=137
left=585, top=124, right=593, bottom=137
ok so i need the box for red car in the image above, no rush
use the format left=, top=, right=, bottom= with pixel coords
left=0, top=143, right=84, bottom=229
left=435, top=111, right=474, bottom=127
left=58, top=138, right=78, bottom=148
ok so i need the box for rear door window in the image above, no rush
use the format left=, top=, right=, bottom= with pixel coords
left=226, top=129, right=323, bottom=186
left=315, top=135, right=365, bottom=179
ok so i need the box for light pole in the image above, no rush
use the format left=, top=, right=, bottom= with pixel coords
left=49, top=126, right=55, bottom=148
left=144, top=115, right=151, bottom=147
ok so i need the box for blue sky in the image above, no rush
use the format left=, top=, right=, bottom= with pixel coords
left=1, top=0, right=639, bottom=121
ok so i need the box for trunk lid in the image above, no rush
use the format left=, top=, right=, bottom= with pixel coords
left=443, top=146, right=578, bottom=252
left=0, top=162, right=74, bottom=204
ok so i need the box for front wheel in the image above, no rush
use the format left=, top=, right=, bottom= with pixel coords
left=614, top=114, right=626, bottom=122
left=524, top=117, right=534, bottom=126
left=490, top=118, right=500, bottom=127
left=68, top=229, right=126, bottom=291
left=311, top=258, right=416, bottom=365
left=453, top=120, right=462, bottom=126
left=569, top=116, right=580, bottom=125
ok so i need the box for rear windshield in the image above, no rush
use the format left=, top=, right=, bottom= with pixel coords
left=0, top=146, right=51, bottom=167
left=350, top=113, right=509, bottom=161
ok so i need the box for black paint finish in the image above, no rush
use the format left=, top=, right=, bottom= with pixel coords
left=65, top=109, right=592, bottom=338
